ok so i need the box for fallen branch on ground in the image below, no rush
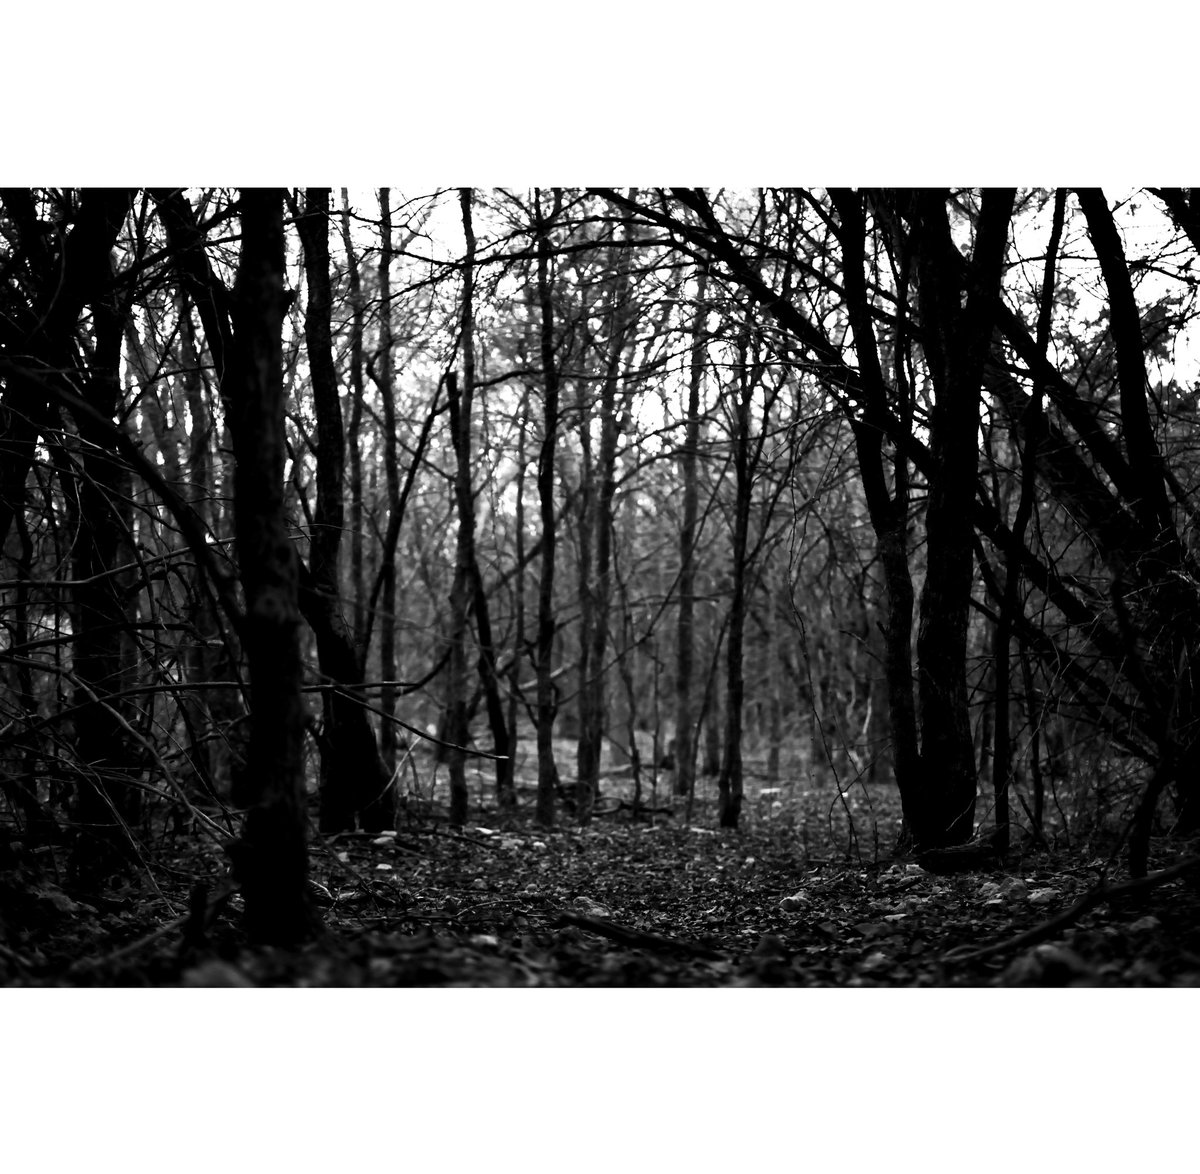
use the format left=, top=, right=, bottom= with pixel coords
left=941, top=853, right=1200, bottom=965
left=556, top=911, right=723, bottom=960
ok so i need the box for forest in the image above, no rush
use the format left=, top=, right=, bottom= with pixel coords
left=2, top=185, right=1200, bottom=988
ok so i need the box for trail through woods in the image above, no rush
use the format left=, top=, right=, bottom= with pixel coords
left=3, top=763, right=1198, bottom=986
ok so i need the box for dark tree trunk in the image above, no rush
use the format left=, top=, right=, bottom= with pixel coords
left=829, top=189, right=922, bottom=833
left=675, top=264, right=708, bottom=798
left=0, top=189, right=138, bottom=882
left=508, top=383, right=529, bottom=816
left=717, top=336, right=754, bottom=829
left=338, top=189, right=368, bottom=649
left=1077, top=188, right=1200, bottom=833
left=376, top=188, right=401, bottom=775
left=451, top=190, right=515, bottom=817
left=295, top=188, right=392, bottom=834
left=908, top=188, right=1015, bottom=849
left=533, top=189, right=563, bottom=828
left=0, top=190, right=134, bottom=552
left=224, top=189, right=315, bottom=946
left=576, top=213, right=637, bottom=821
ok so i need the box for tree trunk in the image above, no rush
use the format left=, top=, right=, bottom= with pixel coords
left=0, top=190, right=134, bottom=552
left=224, top=189, right=315, bottom=945
left=339, top=189, right=369, bottom=650
left=376, top=188, right=401, bottom=775
left=295, top=188, right=392, bottom=834
left=454, top=190, right=515, bottom=815
left=576, top=207, right=637, bottom=821
left=675, top=264, right=708, bottom=798
left=533, top=189, right=563, bottom=827
left=909, top=188, right=1015, bottom=849
left=717, top=335, right=754, bottom=829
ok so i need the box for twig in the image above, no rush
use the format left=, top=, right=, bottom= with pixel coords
left=432, top=828, right=510, bottom=853
left=941, top=853, right=1200, bottom=965
left=65, top=913, right=189, bottom=976
left=557, top=910, right=723, bottom=960
left=65, top=883, right=238, bottom=976
left=0, top=941, right=35, bottom=975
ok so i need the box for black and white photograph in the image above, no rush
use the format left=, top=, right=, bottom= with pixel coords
left=2, top=6, right=1193, bottom=1170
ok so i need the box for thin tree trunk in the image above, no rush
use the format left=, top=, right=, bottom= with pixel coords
left=718, top=334, right=754, bottom=829
left=577, top=204, right=637, bottom=821
left=508, top=383, right=529, bottom=815
left=377, top=188, right=401, bottom=773
left=339, top=189, right=368, bottom=649
left=444, top=191, right=475, bottom=827
left=533, top=189, right=563, bottom=827
left=830, top=189, right=921, bottom=838
left=455, top=192, right=515, bottom=814
left=993, top=189, right=1066, bottom=853
left=766, top=577, right=783, bottom=784
left=295, top=188, right=392, bottom=834
left=675, top=264, right=708, bottom=797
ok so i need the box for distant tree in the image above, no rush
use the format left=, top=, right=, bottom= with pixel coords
left=533, top=188, right=564, bottom=827
left=674, top=264, right=708, bottom=798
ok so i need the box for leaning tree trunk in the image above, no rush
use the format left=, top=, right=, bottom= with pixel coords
left=829, top=189, right=921, bottom=837
left=1077, top=188, right=1200, bottom=839
left=224, top=188, right=315, bottom=945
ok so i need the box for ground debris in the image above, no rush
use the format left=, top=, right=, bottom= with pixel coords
left=5, top=801, right=1200, bottom=986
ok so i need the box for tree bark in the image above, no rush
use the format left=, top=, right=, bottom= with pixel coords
left=534, top=189, right=563, bottom=827
left=0, top=190, right=134, bottom=552
left=294, top=188, right=392, bottom=834
left=576, top=201, right=637, bottom=821
left=909, top=188, right=1015, bottom=848
left=717, top=332, right=755, bottom=829
left=675, top=264, right=708, bottom=798
left=376, top=188, right=401, bottom=774
left=339, top=189, right=369, bottom=649
left=452, top=190, right=515, bottom=815
left=224, top=189, right=315, bottom=945
left=829, top=189, right=921, bottom=826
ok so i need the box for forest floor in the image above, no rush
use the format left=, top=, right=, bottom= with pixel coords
left=3, top=750, right=1200, bottom=987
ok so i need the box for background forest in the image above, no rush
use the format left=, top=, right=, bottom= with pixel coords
left=3, top=185, right=1200, bottom=991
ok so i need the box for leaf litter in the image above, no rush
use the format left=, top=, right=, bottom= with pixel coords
left=4, top=783, right=1200, bottom=986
